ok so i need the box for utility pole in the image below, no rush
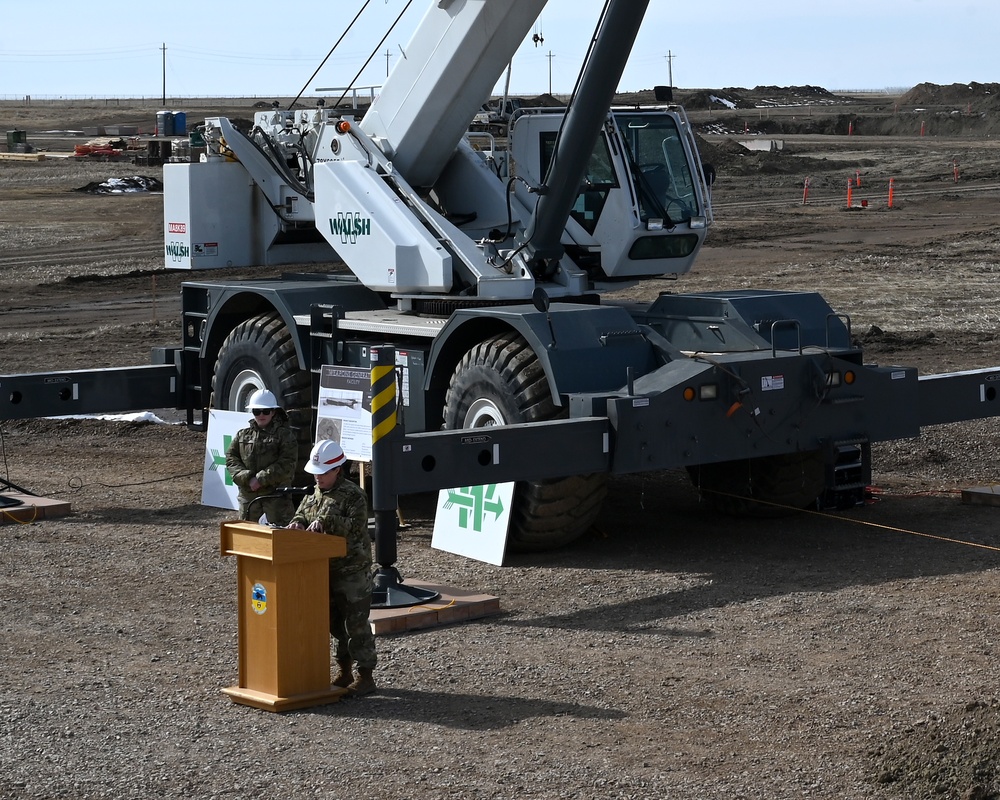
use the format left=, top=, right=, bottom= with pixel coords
left=161, top=43, right=167, bottom=106
left=384, top=48, right=392, bottom=77
left=665, top=50, right=675, bottom=88
left=547, top=50, right=554, bottom=95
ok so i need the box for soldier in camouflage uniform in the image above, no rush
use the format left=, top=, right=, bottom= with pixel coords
left=225, top=388, right=298, bottom=526
left=287, top=439, right=376, bottom=697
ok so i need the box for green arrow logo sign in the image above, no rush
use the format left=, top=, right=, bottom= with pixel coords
left=209, top=434, right=234, bottom=485
left=443, top=485, right=505, bottom=533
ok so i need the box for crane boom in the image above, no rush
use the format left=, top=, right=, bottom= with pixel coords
left=360, top=0, right=548, bottom=188
left=519, top=0, right=651, bottom=270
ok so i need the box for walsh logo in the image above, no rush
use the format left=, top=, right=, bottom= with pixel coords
left=165, top=241, right=190, bottom=262
left=168, top=222, right=186, bottom=234
left=329, top=212, right=371, bottom=245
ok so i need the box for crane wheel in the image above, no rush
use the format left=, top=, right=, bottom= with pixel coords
left=443, top=331, right=607, bottom=552
left=687, top=450, right=826, bottom=517
left=211, top=311, right=313, bottom=481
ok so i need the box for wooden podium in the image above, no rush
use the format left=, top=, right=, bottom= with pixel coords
left=220, top=521, right=347, bottom=712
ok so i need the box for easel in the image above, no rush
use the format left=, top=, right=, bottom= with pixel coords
left=355, top=462, right=406, bottom=527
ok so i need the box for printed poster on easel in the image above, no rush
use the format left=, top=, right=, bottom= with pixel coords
left=316, top=365, right=373, bottom=462
left=316, top=355, right=412, bottom=462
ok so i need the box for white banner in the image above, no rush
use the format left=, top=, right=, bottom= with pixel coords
left=431, top=483, right=514, bottom=566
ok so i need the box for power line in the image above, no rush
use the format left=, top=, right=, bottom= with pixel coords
left=171, top=46, right=366, bottom=64
left=0, top=45, right=366, bottom=66
left=0, top=45, right=156, bottom=58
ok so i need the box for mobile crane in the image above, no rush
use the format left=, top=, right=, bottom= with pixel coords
left=3, top=0, right=999, bottom=553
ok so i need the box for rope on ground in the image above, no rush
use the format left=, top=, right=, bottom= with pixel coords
left=1, top=505, right=39, bottom=524
left=408, top=599, right=457, bottom=614
left=703, top=485, right=1000, bottom=554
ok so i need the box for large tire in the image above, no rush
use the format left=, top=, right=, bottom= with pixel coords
left=687, top=450, right=826, bottom=517
left=443, top=332, right=607, bottom=552
left=211, top=312, right=313, bottom=480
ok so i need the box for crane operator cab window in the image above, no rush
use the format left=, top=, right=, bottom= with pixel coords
left=537, top=111, right=699, bottom=236
left=614, top=112, right=698, bottom=225
left=539, top=131, right=618, bottom=236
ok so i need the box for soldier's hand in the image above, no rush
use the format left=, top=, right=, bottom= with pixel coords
left=286, top=521, right=305, bottom=530
left=306, top=520, right=325, bottom=533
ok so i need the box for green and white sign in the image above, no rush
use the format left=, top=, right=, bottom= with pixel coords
left=431, top=483, right=514, bottom=566
left=201, top=409, right=246, bottom=511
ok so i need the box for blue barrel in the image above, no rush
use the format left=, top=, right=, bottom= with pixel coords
left=172, top=111, right=186, bottom=135
left=156, top=110, right=173, bottom=137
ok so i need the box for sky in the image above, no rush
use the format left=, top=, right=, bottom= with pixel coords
left=0, top=0, right=996, bottom=100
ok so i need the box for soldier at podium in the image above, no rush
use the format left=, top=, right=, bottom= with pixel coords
left=287, top=439, right=377, bottom=697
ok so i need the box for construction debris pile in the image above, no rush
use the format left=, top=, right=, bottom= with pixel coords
left=72, top=175, right=163, bottom=194
left=73, top=136, right=143, bottom=161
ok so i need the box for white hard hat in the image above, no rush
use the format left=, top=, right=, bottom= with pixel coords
left=305, top=439, right=346, bottom=474
left=248, top=388, right=279, bottom=410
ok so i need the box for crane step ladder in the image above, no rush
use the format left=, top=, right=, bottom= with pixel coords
left=820, top=438, right=871, bottom=510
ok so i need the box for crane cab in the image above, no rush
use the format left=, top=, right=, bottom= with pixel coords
left=506, top=105, right=713, bottom=280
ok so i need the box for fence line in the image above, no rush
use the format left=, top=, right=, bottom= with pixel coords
left=713, top=179, right=1000, bottom=213
left=0, top=91, right=376, bottom=105
left=0, top=87, right=916, bottom=104
left=830, top=87, right=912, bottom=95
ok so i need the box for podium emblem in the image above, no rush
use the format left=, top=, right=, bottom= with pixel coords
left=251, top=583, right=268, bottom=615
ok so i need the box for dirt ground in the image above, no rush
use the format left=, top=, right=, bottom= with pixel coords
left=3, top=93, right=1000, bottom=799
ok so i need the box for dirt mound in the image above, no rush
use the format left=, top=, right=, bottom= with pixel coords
left=682, top=89, right=755, bottom=111
left=900, top=81, right=1000, bottom=110
left=721, top=85, right=847, bottom=107
left=645, top=85, right=843, bottom=111
left=856, top=325, right=939, bottom=353
left=525, top=93, right=566, bottom=108
left=693, top=132, right=847, bottom=178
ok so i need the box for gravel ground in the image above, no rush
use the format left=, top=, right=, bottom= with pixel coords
left=3, top=98, right=1000, bottom=800
left=3, top=427, right=1000, bottom=800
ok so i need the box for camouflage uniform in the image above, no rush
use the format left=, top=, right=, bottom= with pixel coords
left=289, top=471, right=376, bottom=669
left=225, top=409, right=298, bottom=526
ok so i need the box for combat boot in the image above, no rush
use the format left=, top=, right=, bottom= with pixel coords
left=348, top=667, right=377, bottom=697
left=332, top=659, right=354, bottom=689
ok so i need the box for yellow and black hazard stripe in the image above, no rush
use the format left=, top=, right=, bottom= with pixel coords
left=370, top=363, right=397, bottom=444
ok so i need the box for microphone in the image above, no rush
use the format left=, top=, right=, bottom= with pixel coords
left=246, top=487, right=310, bottom=514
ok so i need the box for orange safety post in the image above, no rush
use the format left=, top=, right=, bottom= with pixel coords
left=846, top=178, right=853, bottom=209
left=856, top=170, right=861, bottom=188
left=953, top=160, right=960, bottom=182
left=920, top=120, right=926, bottom=136
left=888, top=177, right=895, bottom=208
left=802, top=176, right=811, bottom=205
